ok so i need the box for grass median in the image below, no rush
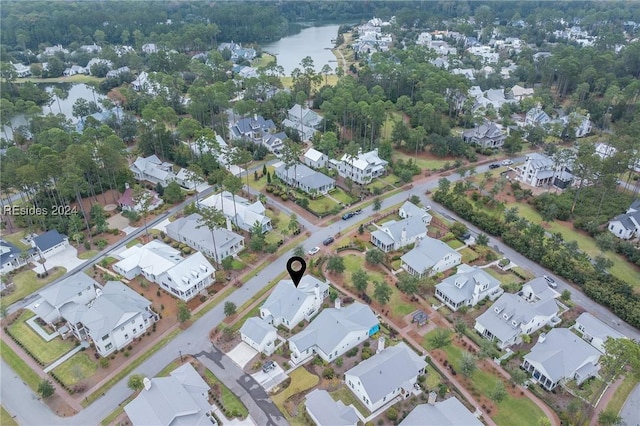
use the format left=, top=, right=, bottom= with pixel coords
left=0, top=339, right=41, bottom=393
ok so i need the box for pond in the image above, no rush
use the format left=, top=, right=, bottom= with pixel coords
left=262, top=24, right=341, bottom=76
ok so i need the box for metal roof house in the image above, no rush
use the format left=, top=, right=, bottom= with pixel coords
left=239, top=317, right=278, bottom=355
left=400, top=237, right=461, bottom=278
left=124, top=363, right=211, bottom=426
left=435, top=264, right=502, bottom=311
left=522, top=328, right=602, bottom=391
left=399, top=397, right=482, bottom=426
left=370, top=216, right=427, bottom=252
left=305, top=389, right=359, bottom=426
left=274, top=162, right=336, bottom=195
left=200, top=191, right=272, bottom=234
left=572, top=312, right=626, bottom=353
left=344, top=342, right=426, bottom=412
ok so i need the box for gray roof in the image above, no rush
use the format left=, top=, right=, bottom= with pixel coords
left=0, top=240, right=23, bottom=265
left=435, top=265, right=501, bottom=304
left=611, top=210, right=640, bottom=231
left=38, top=272, right=98, bottom=308
left=400, top=201, right=428, bottom=219
left=401, top=237, right=460, bottom=274
left=305, top=389, right=359, bottom=426
left=232, top=115, right=275, bottom=136
left=524, top=328, right=601, bottom=385
left=274, top=162, right=335, bottom=190
left=526, top=153, right=554, bottom=170
left=345, top=342, right=426, bottom=404
left=34, top=230, right=66, bottom=252
left=261, top=276, right=329, bottom=324
left=377, top=216, right=427, bottom=244
left=475, top=293, right=558, bottom=343
left=523, top=277, right=558, bottom=301
left=125, top=363, right=210, bottom=426
left=165, top=213, right=244, bottom=253
left=399, top=398, right=482, bottom=426
left=81, top=281, right=151, bottom=340
left=289, top=302, right=378, bottom=354
left=574, top=312, right=625, bottom=345
left=240, top=317, right=277, bottom=346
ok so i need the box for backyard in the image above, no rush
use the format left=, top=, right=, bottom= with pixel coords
left=271, top=367, right=319, bottom=423
left=330, top=385, right=369, bottom=417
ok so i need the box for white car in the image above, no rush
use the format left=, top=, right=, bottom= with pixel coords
left=501, top=159, right=513, bottom=166
left=308, top=246, right=320, bottom=256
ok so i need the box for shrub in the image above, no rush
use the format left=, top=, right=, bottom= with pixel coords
left=322, top=367, right=335, bottom=379
left=386, top=407, right=398, bottom=421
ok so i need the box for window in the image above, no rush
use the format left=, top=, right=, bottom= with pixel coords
left=102, top=334, right=109, bottom=341
left=125, top=334, right=129, bottom=339
left=105, top=343, right=113, bottom=350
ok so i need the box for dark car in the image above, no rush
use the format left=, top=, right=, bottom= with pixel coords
left=489, top=164, right=500, bottom=169
left=262, top=360, right=276, bottom=373
left=460, top=232, right=471, bottom=241
left=342, top=212, right=355, bottom=220
left=323, top=237, right=335, bottom=246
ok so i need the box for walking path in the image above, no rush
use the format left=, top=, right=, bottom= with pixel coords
left=588, top=376, right=625, bottom=426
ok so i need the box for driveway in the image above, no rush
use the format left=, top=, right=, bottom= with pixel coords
left=251, top=364, right=288, bottom=393
left=107, top=213, right=130, bottom=231
left=32, top=246, right=84, bottom=274
left=227, top=342, right=258, bottom=369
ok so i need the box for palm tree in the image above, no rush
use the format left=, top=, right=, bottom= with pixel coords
left=197, top=206, right=225, bottom=268
left=222, top=175, right=243, bottom=229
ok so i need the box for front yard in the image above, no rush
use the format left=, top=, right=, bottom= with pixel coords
left=271, top=367, right=319, bottom=424
left=6, top=310, right=76, bottom=365
left=204, top=368, right=249, bottom=418
left=3, top=267, right=67, bottom=306
left=51, top=352, right=98, bottom=388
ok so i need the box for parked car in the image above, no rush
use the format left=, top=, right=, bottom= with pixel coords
left=501, top=159, right=513, bottom=166
left=544, top=275, right=557, bottom=288
left=262, top=360, right=276, bottom=373
left=460, top=232, right=471, bottom=241
left=308, top=246, right=320, bottom=256
left=342, top=212, right=355, bottom=220
left=489, top=163, right=500, bottom=169
left=425, top=205, right=432, bottom=211
left=323, top=237, right=334, bottom=246
left=354, top=209, right=362, bottom=215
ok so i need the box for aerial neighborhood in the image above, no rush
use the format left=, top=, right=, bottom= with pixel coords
left=1, top=2, right=640, bottom=426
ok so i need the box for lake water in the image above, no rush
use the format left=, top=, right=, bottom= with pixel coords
left=262, top=24, right=340, bottom=76
left=3, top=83, right=104, bottom=139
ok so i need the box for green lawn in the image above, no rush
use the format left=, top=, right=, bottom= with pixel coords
left=459, top=247, right=479, bottom=263
left=0, top=340, right=41, bottom=392
left=381, top=111, right=403, bottom=140
left=1, top=406, right=18, bottom=426
left=3, top=231, right=30, bottom=250
left=231, top=259, right=245, bottom=270
left=252, top=53, right=276, bottom=68
left=485, top=268, right=523, bottom=285
left=379, top=174, right=402, bottom=187
left=508, top=203, right=640, bottom=286
left=308, top=196, right=340, bottom=215
left=78, top=250, right=98, bottom=260
left=51, top=352, right=98, bottom=387
left=606, top=374, right=639, bottom=414
left=393, top=150, right=448, bottom=171
left=126, top=238, right=141, bottom=248
left=330, top=386, right=369, bottom=416
left=447, top=240, right=465, bottom=249
left=511, top=266, right=535, bottom=281
left=331, top=188, right=357, bottom=205
left=204, top=368, right=249, bottom=418
left=425, top=364, right=443, bottom=391
left=157, top=360, right=181, bottom=377
left=7, top=311, right=76, bottom=365
left=3, top=267, right=67, bottom=306
left=248, top=166, right=273, bottom=192
left=272, top=368, right=319, bottom=423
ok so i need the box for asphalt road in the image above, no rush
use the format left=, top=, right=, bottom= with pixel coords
left=620, top=383, right=640, bottom=426
left=3, top=155, right=639, bottom=425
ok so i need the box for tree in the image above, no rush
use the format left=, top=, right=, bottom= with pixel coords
left=326, top=255, right=345, bottom=274
left=38, top=379, right=55, bottom=398
left=454, top=319, right=467, bottom=336
left=510, top=368, right=528, bottom=386
left=366, top=248, right=384, bottom=265
left=162, top=181, right=185, bottom=204
left=197, top=205, right=225, bottom=267
left=476, top=233, right=489, bottom=246
left=288, top=213, right=299, bottom=233
left=560, top=290, right=571, bottom=301
left=223, top=174, right=243, bottom=227
left=293, top=245, right=305, bottom=257
left=489, top=380, right=507, bottom=402
left=224, top=301, right=237, bottom=317
left=373, top=197, right=382, bottom=211
left=460, top=353, right=477, bottom=377
left=90, top=204, right=108, bottom=234
left=450, top=222, right=468, bottom=239
left=352, top=270, right=369, bottom=294
left=132, top=185, right=153, bottom=238
left=397, top=274, right=418, bottom=295
left=429, top=329, right=451, bottom=349
left=478, top=339, right=499, bottom=359
left=598, top=410, right=623, bottom=426
left=177, top=302, right=191, bottom=323
left=601, top=338, right=640, bottom=381
left=373, top=281, right=392, bottom=306
left=127, top=374, right=145, bottom=391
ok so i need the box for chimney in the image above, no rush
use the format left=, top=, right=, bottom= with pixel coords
left=401, top=228, right=407, bottom=242
left=376, top=336, right=386, bottom=354
left=314, top=283, right=319, bottom=299
left=226, top=217, right=232, bottom=231
left=125, top=182, right=130, bottom=190
left=335, top=298, right=341, bottom=310
left=143, top=377, right=152, bottom=391
left=253, top=113, right=258, bottom=121
left=538, top=333, right=546, bottom=344
left=428, top=391, right=437, bottom=405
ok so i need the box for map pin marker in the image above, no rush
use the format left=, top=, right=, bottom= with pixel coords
left=286, top=256, right=306, bottom=288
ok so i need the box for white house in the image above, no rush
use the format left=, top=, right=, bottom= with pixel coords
left=398, top=201, right=432, bottom=223
left=239, top=317, right=278, bottom=355
left=332, top=148, right=388, bottom=185
left=125, top=363, right=211, bottom=426
left=117, top=184, right=163, bottom=213
left=282, top=104, right=323, bottom=141
left=130, top=155, right=176, bottom=187
left=12, top=62, right=32, bottom=78
left=400, top=397, right=482, bottom=426
left=260, top=276, right=329, bottom=330
left=132, top=71, right=149, bottom=91
left=200, top=191, right=272, bottom=233
left=305, top=389, right=359, bottom=426
left=274, top=162, right=336, bottom=195
left=113, top=240, right=215, bottom=302
left=32, top=230, right=69, bottom=259
left=106, top=66, right=130, bottom=79
left=230, top=115, right=276, bottom=141
left=474, top=291, right=559, bottom=349
left=288, top=300, right=379, bottom=365
left=522, top=328, right=602, bottom=391
left=141, top=43, right=158, bottom=54
left=572, top=312, right=626, bottom=353
left=509, top=85, right=535, bottom=101
left=63, top=65, right=87, bottom=76
left=0, top=240, right=31, bottom=274
left=165, top=213, right=244, bottom=263
left=30, top=272, right=99, bottom=325
left=344, top=342, right=426, bottom=412
left=517, top=153, right=556, bottom=187
left=370, top=216, right=427, bottom=252
left=174, top=168, right=204, bottom=190
left=303, top=148, right=328, bottom=169
left=524, top=106, right=552, bottom=128
left=401, top=237, right=461, bottom=278
left=78, top=280, right=157, bottom=356
left=435, top=264, right=503, bottom=311
left=608, top=200, right=640, bottom=240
